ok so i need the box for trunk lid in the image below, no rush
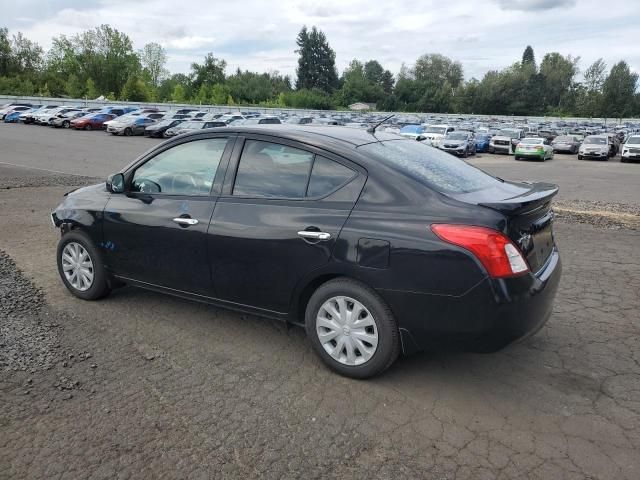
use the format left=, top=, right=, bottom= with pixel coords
left=454, top=181, right=558, bottom=273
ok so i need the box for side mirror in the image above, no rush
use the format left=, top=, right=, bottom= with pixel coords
left=107, top=173, right=125, bottom=193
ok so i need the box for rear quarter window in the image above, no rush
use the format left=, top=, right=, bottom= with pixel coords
left=359, top=140, right=502, bottom=194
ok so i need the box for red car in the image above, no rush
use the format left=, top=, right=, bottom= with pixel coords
left=70, top=113, right=116, bottom=131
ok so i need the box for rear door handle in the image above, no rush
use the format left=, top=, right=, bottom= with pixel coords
left=297, top=230, right=331, bottom=241
left=173, top=217, right=199, bottom=226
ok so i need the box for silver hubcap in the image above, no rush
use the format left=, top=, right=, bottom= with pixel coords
left=61, top=242, right=94, bottom=292
left=316, top=296, right=378, bottom=366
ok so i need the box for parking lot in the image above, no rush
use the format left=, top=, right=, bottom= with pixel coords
left=1, top=123, right=639, bottom=479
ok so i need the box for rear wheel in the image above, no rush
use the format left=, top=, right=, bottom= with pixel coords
left=57, top=230, right=110, bottom=300
left=62, top=120, right=70, bottom=129
left=124, top=127, right=132, bottom=136
left=305, top=278, right=400, bottom=379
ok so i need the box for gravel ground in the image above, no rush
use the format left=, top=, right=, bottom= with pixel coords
left=0, top=175, right=101, bottom=190
left=554, top=200, right=640, bottom=230
left=0, top=250, right=61, bottom=373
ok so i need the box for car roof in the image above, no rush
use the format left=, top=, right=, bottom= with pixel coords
left=181, top=125, right=401, bottom=148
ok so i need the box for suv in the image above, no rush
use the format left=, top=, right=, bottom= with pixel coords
left=490, top=128, right=525, bottom=154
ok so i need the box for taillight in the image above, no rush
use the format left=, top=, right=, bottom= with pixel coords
left=431, top=224, right=530, bottom=278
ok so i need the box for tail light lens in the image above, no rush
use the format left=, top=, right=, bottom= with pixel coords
left=431, top=224, right=530, bottom=278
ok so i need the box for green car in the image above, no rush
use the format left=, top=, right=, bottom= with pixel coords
left=514, top=138, right=554, bottom=161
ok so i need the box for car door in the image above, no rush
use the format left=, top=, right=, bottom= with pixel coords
left=207, top=136, right=365, bottom=314
left=102, top=134, right=235, bottom=295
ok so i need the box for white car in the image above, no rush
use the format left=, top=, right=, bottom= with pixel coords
left=578, top=135, right=611, bottom=161
left=420, top=124, right=455, bottom=147
left=490, top=128, right=525, bottom=155
left=620, top=134, right=640, bottom=163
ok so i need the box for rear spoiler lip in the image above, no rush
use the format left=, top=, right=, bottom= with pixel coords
left=478, top=181, right=559, bottom=215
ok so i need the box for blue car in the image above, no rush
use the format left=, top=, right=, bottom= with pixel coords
left=4, top=108, right=36, bottom=123
left=475, top=134, right=491, bottom=153
left=398, top=124, right=425, bottom=140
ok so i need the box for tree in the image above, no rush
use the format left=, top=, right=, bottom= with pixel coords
left=140, top=42, right=168, bottom=86
left=413, top=53, right=463, bottom=88
left=120, top=75, right=150, bottom=101
left=171, top=84, right=186, bottom=103
left=65, top=73, right=84, bottom=98
left=190, top=53, right=226, bottom=90
left=540, top=52, right=580, bottom=111
left=85, top=78, right=99, bottom=98
left=0, top=28, right=11, bottom=76
left=577, top=59, right=607, bottom=117
left=602, top=61, right=639, bottom=119
left=295, top=26, right=339, bottom=92
left=522, top=46, right=536, bottom=69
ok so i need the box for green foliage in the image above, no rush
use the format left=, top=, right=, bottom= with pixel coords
left=295, top=26, right=339, bottom=92
left=282, top=89, right=335, bottom=109
left=65, top=73, right=83, bottom=98
left=139, top=42, right=168, bottom=86
left=85, top=78, right=99, bottom=98
left=601, top=61, right=639, bottom=119
left=120, top=76, right=150, bottom=101
left=171, top=84, right=186, bottom=103
left=190, top=53, right=226, bottom=90
left=522, top=46, right=536, bottom=69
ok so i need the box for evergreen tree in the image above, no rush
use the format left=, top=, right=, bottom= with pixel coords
left=295, top=26, right=338, bottom=92
left=522, top=46, right=535, bottom=69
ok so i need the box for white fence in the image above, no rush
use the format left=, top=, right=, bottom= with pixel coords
left=0, top=94, right=634, bottom=124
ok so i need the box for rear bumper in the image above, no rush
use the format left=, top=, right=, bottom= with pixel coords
left=380, top=248, right=562, bottom=354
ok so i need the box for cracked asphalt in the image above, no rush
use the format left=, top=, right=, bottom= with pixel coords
left=1, top=124, right=639, bottom=479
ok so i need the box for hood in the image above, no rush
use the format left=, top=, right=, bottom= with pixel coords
left=442, top=139, right=465, bottom=146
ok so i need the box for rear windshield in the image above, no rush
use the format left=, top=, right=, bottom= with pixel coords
left=520, top=138, right=542, bottom=144
left=359, top=140, right=502, bottom=194
left=627, top=136, right=640, bottom=144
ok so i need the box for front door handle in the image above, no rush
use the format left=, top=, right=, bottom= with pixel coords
left=173, top=217, right=199, bottom=226
left=297, top=230, right=331, bottom=241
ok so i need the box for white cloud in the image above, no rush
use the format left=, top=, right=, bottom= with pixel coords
left=2, top=0, right=638, bottom=81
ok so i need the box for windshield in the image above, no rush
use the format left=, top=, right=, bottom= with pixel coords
left=425, top=126, right=447, bottom=135
left=359, top=140, right=502, bottom=194
left=626, top=136, right=640, bottom=144
left=497, top=129, right=519, bottom=138
left=584, top=137, right=606, bottom=145
left=554, top=136, right=573, bottom=142
left=521, top=138, right=543, bottom=145
left=446, top=132, right=469, bottom=140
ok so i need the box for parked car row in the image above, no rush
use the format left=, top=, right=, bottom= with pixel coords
left=2, top=101, right=639, bottom=163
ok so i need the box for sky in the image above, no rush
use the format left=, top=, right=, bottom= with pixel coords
left=2, top=0, right=639, bottom=81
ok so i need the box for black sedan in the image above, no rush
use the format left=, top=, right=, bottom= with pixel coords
left=51, top=126, right=561, bottom=378
left=144, top=119, right=186, bottom=138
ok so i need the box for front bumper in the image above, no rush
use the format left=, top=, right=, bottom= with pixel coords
left=380, top=248, right=562, bottom=354
left=440, top=146, right=466, bottom=156
left=490, top=144, right=511, bottom=154
left=580, top=151, right=608, bottom=159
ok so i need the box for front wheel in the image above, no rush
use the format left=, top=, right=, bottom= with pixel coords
left=305, top=278, right=400, bottom=379
left=124, top=127, right=132, bottom=136
left=84, top=124, right=92, bottom=131
left=57, top=230, right=110, bottom=300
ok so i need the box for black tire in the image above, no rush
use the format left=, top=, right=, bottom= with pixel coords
left=305, top=278, right=400, bottom=379
left=621, top=157, right=627, bottom=163
left=514, top=155, right=520, bottom=161
left=578, top=155, right=583, bottom=160
left=124, top=127, right=132, bottom=136
left=62, top=120, right=70, bottom=129
left=462, top=148, right=468, bottom=158
left=84, top=124, right=92, bottom=131
left=56, top=230, right=110, bottom=301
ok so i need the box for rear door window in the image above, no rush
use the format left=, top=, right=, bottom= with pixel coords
left=307, top=156, right=355, bottom=197
left=232, top=140, right=314, bottom=198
